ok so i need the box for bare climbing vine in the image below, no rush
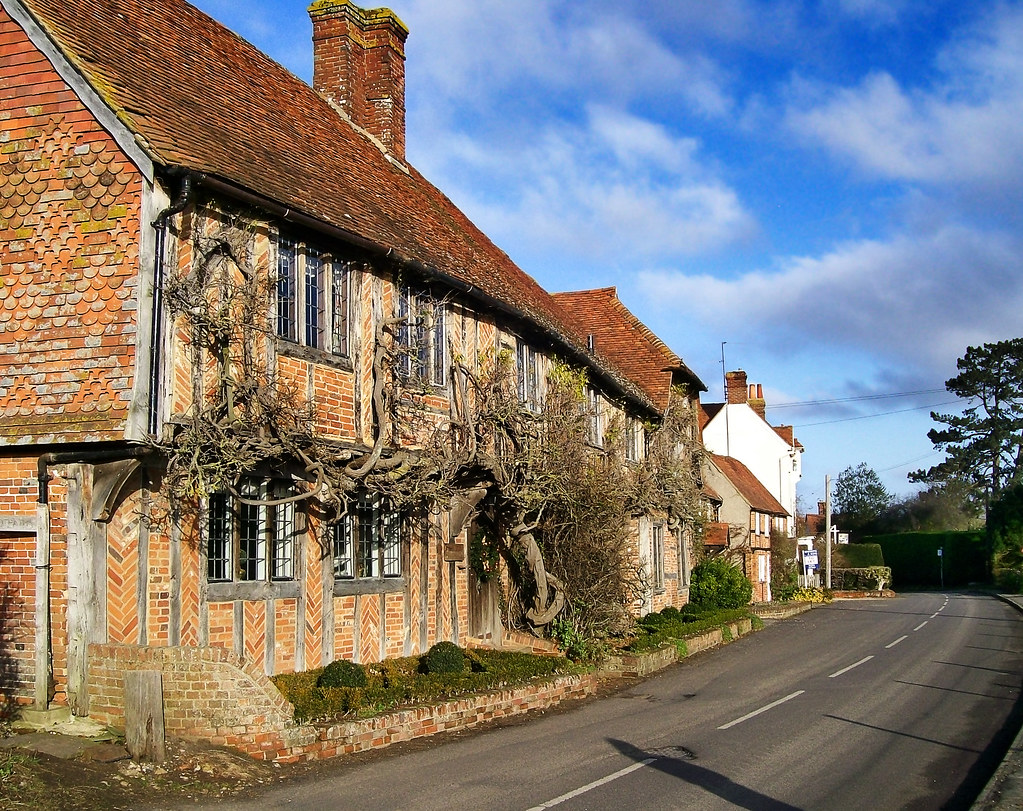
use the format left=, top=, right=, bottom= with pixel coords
left=154, top=204, right=706, bottom=646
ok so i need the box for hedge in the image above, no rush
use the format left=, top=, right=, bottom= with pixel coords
left=829, top=543, right=885, bottom=568
left=830, top=566, right=892, bottom=591
left=273, top=648, right=575, bottom=722
left=861, top=531, right=986, bottom=587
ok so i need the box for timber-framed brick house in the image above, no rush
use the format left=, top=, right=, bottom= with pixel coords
left=0, top=0, right=705, bottom=748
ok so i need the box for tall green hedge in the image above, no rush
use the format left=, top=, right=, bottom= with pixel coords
left=861, top=531, right=986, bottom=587
left=830, top=543, right=885, bottom=568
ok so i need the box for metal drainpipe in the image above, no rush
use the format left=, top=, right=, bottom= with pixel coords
left=33, top=441, right=150, bottom=712
left=148, top=172, right=196, bottom=436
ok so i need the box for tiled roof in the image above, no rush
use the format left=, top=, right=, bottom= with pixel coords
left=14, top=0, right=655, bottom=411
left=551, top=287, right=706, bottom=411
left=708, top=454, right=788, bottom=516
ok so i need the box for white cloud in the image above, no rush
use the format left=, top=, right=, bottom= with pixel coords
left=638, top=224, right=1023, bottom=380
left=399, top=0, right=734, bottom=117
left=785, top=4, right=1023, bottom=191
left=414, top=106, right=757, bottom=264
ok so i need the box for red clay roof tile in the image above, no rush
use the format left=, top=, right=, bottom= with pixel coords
left=15, top=0, right=656, bottom=412
left=551, top=287, right=705, bottom=411
left=709, top=453, right=788, bottom=516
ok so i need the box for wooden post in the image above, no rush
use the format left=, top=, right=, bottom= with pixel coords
left=125, top=670, right=165, bottom=762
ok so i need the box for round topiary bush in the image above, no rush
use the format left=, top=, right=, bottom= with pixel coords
left=659, top=606, right=682, bottom=621
left=689, top=558, right=753, bottom=609
left=317, top=658, right=368, bottom=689
left=423, top=641, right=466, bottom=674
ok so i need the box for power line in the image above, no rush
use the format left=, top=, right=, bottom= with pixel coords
left=876, top=451, right=943, bottom=473
left=771, top=388, right=947, bottom=410
left=795, top=400, right=960, bottom=427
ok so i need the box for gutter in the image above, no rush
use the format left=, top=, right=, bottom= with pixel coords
left=194, top=174, right=659, bottom=419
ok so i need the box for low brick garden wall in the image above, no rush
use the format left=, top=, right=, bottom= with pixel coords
left=87, top=642, right=600, bottom=763
left=599, top=616, right=754, bottom=678
left=86, top=609, right=797, bottom=763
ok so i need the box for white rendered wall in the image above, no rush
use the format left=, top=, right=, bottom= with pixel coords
left=703, top=404, right=801, bottom=533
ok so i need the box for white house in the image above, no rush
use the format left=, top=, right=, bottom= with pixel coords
left=701, top=370, right=802, bottom=536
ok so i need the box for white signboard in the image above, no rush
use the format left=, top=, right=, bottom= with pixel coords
left=803, top=549, right=819, bottom=569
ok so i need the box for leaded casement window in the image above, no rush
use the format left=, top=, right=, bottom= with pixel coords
left=651, top=523, right=665, bottom=591
left=625, top=416, right=645, bottom=462
left=275, top=237, right=352, bottom=357
left=516, top=338, right=542, bottom=411
left=396, top=286, right=447, bottom=386
left=332, top=493, right=403, bottom=580
left=207, top=478, right=298, bottom=583
left=277, top=239, right=299, bottom=342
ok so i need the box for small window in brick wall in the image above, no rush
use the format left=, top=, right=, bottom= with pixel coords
left=652, top=522, right=665, bottom=591
left=208, top=477, right=298, bottom=583
left=332, top=493, right=403, bottom=580
left=395, top=286, right=447, bottom=386
left=625, top=416, right=645, bottom=462
left=276, top=237, right=352, bottom=357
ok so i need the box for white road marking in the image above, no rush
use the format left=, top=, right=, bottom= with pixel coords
left=914, top=621, right=928, bottom=631
left=718, top=690, right=805, bottom=730
left=527, top=758, right=657, bottom=809
left=829, top=655, right=874, bottom=678
left=886, top=635, right=908, bottom=649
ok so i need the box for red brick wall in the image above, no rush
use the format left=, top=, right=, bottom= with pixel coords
left=0, top=8, right=143, bottom=444
left=0, top=530, right=35, bottom=709
left=87, top=641, right=598, bottom=763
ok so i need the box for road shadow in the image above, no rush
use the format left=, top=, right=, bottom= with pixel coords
left=607, top=738, right=803, bottom=810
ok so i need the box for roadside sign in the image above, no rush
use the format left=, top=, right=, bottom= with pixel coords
left=937, top=548, right=943, bottom=557
left=803, top=549, right=819, bottom=569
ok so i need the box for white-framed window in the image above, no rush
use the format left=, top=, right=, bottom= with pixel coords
left=625, top=416, right=644, bottom=462
left=207, top=477, right=297, bottom=583
left=276, top=237, right=352, bottom=357
left=396, top=286, right=447, bottom=386
left=516, top=338, right=542, bottom=411
left=332, top=493, right=403, bottom=579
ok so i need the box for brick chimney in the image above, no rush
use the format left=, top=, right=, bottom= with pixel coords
left=748, top=382, right=766, bottom=419
left=725, top=370, right=748, bottom=404
left=309, top=1, right=409, bottom=160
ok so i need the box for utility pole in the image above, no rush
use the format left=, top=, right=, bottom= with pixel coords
left=825, top=474, right=832, bottom=590
left=721, top=342, right=730, bottom=457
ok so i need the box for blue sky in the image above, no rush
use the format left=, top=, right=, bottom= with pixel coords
left=191, top=0, right=1023, bottom=508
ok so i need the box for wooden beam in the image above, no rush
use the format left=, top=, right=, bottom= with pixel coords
left=124, top=670, right=165, bottom=762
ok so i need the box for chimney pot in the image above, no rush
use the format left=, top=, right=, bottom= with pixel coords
left=749, top=381, right=766, bottom=419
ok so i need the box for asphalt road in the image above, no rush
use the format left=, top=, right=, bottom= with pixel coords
left=218, top=592, right=1023, bottom=810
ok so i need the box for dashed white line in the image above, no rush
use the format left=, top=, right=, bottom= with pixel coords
left=914, top=621, right=928, bottom=631
left=829, top=655, right=874, bottom=678
left=886, top=635, right=908, bottom=649
left=718, top=691, right=805, bottom=730
left=527, top=758, right=656, bottom=809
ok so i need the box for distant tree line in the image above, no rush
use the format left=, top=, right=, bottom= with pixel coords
left=827, top=338, right=1023, bottom=578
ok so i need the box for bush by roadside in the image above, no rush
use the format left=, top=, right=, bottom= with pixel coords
left=273, top=646, right=578, bottom=722
left=624, top=606, right=761, bottom=653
